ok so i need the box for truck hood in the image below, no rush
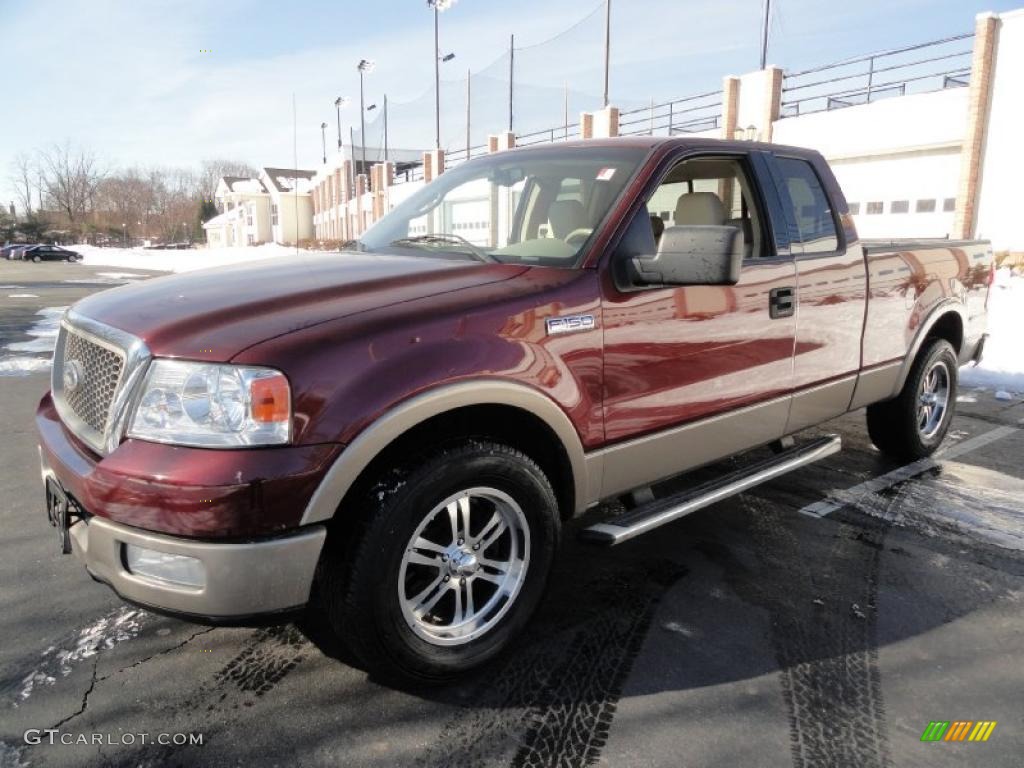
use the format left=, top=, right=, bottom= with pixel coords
left=72, top=251, right=527, bottom=360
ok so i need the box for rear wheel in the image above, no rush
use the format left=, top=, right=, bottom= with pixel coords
left=867, top=338, right=958, bottom=461
left=320, top=440, right=560, bottom=683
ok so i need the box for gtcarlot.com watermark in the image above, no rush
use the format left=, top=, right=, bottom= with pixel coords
left=24, top=729, right=203, bottom=747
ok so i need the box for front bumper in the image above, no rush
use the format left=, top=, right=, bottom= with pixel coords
left=68, top=510, right=325, bottom=620
left=36, top=391, right=338, bottom=619
left=40, top=449, right=326, bottom=619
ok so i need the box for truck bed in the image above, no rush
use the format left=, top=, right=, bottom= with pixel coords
left=861, top=238, right=990, bottom=254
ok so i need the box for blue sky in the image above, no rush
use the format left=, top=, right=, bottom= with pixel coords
left=3, top=0, right=1021, bottom=208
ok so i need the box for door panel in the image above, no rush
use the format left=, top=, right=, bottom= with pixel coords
left=600, top=152, right=797, bottom=450
left=601, top=260, right=797, bottom=444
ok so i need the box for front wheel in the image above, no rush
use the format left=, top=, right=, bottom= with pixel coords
left=321, top=440, right=560, bottom=683
left=32, top=255, right=41, bottom=263
left=867, top=338, right=958, bottom=461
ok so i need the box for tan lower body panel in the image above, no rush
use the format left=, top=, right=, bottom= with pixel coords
left=849, top=362, right=902, bottom=411
left=71, top=516, right=326, bottom=618
left=785, top=375, right=858, bottom=434
left=589, top=396, right=792, bottom=502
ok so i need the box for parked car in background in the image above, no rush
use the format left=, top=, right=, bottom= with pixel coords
left=1, top=244, right=29, bottom=260
left=18, top=245, right=82, bottom=262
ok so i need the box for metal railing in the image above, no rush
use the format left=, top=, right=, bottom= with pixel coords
left=780, top=33, right=973, bottom=117
left=618, top=91, right=722, bottom=136
left=516, top=122, right=581, bottom=146
left=444, top=142, right=490, bottom=169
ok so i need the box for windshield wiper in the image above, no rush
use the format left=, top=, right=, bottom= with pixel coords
left=388, top=234, right=494, bottom=263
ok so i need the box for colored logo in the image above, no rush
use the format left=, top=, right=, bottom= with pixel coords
left=921, top=721, right=997, bottom=742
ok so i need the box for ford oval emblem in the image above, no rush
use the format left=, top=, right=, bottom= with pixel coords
left=63, top=360, right=83, bottom=392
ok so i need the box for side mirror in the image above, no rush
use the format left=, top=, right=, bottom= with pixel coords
left=629, top=225, right=742, bottom=286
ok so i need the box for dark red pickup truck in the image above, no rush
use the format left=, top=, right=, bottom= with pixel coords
left=37, top=137, right=992, bottom=682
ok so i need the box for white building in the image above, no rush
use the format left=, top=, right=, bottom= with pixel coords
left=203, top=168, right=315, bottom=247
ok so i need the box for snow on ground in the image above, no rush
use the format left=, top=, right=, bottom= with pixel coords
left=96, top=271, right=147, bottom=280
left=7, top=293, right=38, bottom=298
left=960, top=268, right=1024, bottom=394
left=0, top=357, right=51, bottom=375
left=0, top=306, right=66, bottom=375
left=75, top=243, right=306, bottom=273
left=5, top=306, right=65, bottom=354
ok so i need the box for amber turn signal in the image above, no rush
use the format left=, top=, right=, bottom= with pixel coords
left=249, top=374, right=291, bottom=423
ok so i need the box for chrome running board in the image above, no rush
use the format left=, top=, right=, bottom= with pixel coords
left=581, top=435, right=842, bottom=546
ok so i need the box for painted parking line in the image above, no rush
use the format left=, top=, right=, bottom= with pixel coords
left=799, top=425, right=1019, bottom=519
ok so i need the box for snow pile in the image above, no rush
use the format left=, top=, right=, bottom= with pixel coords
left=960, top=268, right=1024, bottom=393
left=5, top=306, right=65, bottom=353
left=0, top=306, right=66, bottom=376
left=75, top=242, right=308, bottom=273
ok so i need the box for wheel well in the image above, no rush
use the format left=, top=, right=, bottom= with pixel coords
left=335, top=404, right=577, bottom=524
left=925, top=311, right=963, bottom=355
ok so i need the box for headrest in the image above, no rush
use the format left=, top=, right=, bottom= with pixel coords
left=674, top=192, right=725, bottom=226
left=548, top=200, right=587, bottom=238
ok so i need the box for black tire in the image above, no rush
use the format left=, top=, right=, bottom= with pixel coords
left=867, top=338, right=958, bottom=462
left=320, top=440, right=560, bottom=683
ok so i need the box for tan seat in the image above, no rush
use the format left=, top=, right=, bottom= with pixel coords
left=547, top=200, right=588, bottom=239
left=674, top=192, right=726, bottom=226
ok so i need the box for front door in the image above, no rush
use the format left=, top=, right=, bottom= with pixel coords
left=598, top=152, right=797, bottom=496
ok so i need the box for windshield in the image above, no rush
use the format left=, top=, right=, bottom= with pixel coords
left=358, top=146, right=647, bottom=267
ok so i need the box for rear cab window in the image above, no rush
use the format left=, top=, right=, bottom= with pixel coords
left=774, top=156, right=840, bottom=254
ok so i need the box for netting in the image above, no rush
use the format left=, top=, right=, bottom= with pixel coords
left=353, top=3, right=654, bottom=162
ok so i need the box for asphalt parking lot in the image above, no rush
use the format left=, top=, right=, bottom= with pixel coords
left=1, top=259, right=1022, bottom=768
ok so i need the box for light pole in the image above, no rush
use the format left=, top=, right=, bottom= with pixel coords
left=603, top=0, right=611, bottom=107
left=334, top=96, right=348, bottom=150
left=357, top=59, right=375, bottom=177
left=365, top=99, right=388, bottom=163
left=759, top=0, right=771, bottom=69
left=121, top=222, right=126, bottom=247
left=320, top=122, right=328, bottom=164
left=427, top=0, right=456, bottom=150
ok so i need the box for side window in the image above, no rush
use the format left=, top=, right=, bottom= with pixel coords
left=645, top=156, right=765, bottom=259
left=775, top=157, right=839, bottom=254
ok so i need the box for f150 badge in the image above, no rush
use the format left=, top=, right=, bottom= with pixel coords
left=545, top=315, right=596, bottom=336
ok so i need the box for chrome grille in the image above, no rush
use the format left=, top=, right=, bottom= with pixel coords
left=61, top=330, right=125, bottom=434
left=52, top=311, right=149, bottom=456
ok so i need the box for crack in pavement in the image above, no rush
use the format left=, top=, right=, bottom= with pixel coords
left=50, top=655, right=99, bottom=730
left=45, top=627, right=216, bottom=731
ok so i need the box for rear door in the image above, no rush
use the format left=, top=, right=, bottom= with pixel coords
left=765, top=153, right=867, bottom=432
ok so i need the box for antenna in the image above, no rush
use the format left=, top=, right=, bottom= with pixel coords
left=292, top=93, right=299, bottom=256
left=760, top=0, right=771, bottom=69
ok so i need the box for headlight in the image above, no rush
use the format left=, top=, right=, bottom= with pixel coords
left=127, top=360, right=291, bottom=447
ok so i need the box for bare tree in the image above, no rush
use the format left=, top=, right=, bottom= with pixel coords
left=198, top=159, right=258, bottom=204
left=8, top=152, right=36, bottom=217
left=37, top=142, right=104, bottom=227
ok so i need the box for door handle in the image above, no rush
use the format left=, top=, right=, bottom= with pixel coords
left=769, top=287, right=796, bottom=319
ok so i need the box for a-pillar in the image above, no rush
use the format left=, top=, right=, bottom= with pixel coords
left=954, top=12, right=999, bottom=240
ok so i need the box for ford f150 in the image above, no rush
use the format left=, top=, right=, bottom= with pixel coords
left=36, top=137, right=992, bottom=682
